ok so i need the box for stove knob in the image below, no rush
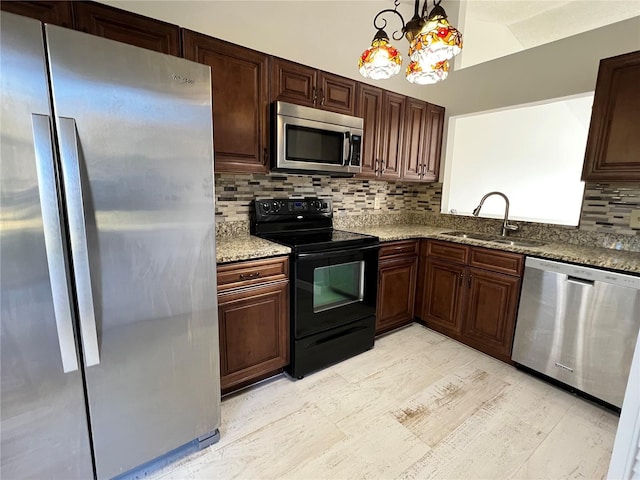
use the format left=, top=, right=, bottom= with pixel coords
left=321, top=202, right=328, bottom=210
left=262, top=202, right=270, bottom=212
left=271, top=201, right=280, bottom=212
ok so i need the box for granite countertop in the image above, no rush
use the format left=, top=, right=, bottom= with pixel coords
left=216, top=225, right=640, bottom=274
left=344, top=224, right=640, bottom=275
left=216, top=234, right=290, bottom=264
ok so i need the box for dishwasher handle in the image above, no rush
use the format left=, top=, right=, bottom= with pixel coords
left=567, top=275, right=595, bottom=286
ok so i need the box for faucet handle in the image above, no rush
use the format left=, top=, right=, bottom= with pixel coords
left=505, top=222, right=519, bottom=232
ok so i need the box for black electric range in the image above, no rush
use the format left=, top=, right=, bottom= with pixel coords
left=250, top=197, right=379, bottom=379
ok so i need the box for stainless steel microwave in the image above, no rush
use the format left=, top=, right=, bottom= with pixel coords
left=274, top=101, right=363, bottom=176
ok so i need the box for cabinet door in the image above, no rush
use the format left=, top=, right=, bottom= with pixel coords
left=402, top=98, right=428, bottom=181
left=218, top=281, right=289, bottom=391
left=463, top=267, right=520, bottom=362
left=420, top=258, right=465, bottom=335
left=424, top=103, right=445, bottom=182
left=74, top=2, right=180, bottom=55
left=379, top=91, right=405, bottom=180
left=0, top=1, right=74, bottom=27
left=376, top=255, right=417, bottom=334
left=271, top=57, right=317, bottom=108
left=582, top=51, right=640, bottom=182
left=356, top=84, right=383, bottom=178
left=318, top=71, right=356, bottom=115
left=182, top=31, right=269, bottom=173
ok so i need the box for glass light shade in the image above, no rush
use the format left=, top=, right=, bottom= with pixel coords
left=406, top=59, right=449, bottom=85
left=408, top=16, right=462, bottom=65
left=358, top=38, right=402, bottom=80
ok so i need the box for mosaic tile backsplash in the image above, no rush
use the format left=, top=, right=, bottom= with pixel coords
left=214, top=173, right=639, bottom=251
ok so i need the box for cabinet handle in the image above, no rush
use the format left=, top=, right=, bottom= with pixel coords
left=421, top=164, right=425, bottom=178
left=239, top=272, right=261, bottom=280
left=263, top=147, right=269, bottom=165
left=381, top=160, right=385, bottom=174
left=320, top=88, right=325, bottom=106
left=312, top=86, right=318, bottom=104
left=459, top=272, right=464, bottom=286
left=375, top=159, right=379, bottom=175
left=468, top=273, right=473, bottom=287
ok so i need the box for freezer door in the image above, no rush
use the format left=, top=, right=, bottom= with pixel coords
left=45, top=25, right=220, bottom=479
left=0, top=13, right=93, bottom=479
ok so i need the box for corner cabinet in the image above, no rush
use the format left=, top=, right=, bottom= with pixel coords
left=417, top=240, right=523, bottom=363
left=73, top=1, right=180, bottom=55
left=582, top=50, right=640, bottom=182
left=0, top=1, right=74, bottom=27
left=182, top=30, right=270, bottom=174
left=271, top=57, right=357, bottom=116
left=0, top=0, right=180, bottom=55
left=376, top=240, right=418, bottom=335
left=217, top=256, right=290, bottom=394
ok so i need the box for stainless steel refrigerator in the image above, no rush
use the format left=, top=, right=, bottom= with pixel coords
left=1, top=12, right=220, bottom=480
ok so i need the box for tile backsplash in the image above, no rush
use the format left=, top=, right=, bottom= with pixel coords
left=215, top=173, right=442, bottom=223
left=580, top=183, right=640, bottom=236
left=214, top=173, right=639, bottom=250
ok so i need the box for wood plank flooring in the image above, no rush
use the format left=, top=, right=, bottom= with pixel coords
left=149, top=324, right=619, bottom=480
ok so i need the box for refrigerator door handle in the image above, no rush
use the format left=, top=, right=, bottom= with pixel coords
left=57, top=117, right=100, bottom=367
left=31, top=114, right=80, bottom=373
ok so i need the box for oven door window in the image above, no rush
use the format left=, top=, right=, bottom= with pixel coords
left=286, top=124, right=344, bottom=165
left=313, top=260, right=364, bottom=313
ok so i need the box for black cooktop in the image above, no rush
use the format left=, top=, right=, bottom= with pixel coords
left=251, top=197, right=379, bottom=253
left=259, top=229, right=378, bottom=253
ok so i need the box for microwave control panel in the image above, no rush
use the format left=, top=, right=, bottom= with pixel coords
left=350, top=134, right=361, bottom=167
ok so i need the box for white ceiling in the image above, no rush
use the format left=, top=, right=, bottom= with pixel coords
left=459, top=0, right=640, bottom=67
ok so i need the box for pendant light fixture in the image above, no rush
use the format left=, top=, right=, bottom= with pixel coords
left=358, top=0, right=462, bottom=84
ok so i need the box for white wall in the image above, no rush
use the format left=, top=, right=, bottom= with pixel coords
left=442, top=94, right=592, bottom=225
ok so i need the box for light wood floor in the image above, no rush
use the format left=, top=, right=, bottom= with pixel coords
left=150, top=324, right=619, bottom=480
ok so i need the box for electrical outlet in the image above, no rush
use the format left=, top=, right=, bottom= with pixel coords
left=630, top=209, right=640, bottom=229
left=374, top=197, right=381, bottom=210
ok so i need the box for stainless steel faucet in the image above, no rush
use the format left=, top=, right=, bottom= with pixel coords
left=472, top=191, right=519, bottom=237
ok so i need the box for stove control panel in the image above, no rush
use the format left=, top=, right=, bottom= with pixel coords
left=253, top=197, right=332, bottom=218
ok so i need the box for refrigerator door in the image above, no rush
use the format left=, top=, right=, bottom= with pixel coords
left=45, top=26, right=220, bottom=479
left=0, top=13, right=94, bottom=479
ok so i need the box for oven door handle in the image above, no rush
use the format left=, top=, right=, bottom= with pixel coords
left=296, top=244, right=380, bottom=260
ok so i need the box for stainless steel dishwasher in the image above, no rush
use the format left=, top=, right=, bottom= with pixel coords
left=512, top=257, right=640, bottom=408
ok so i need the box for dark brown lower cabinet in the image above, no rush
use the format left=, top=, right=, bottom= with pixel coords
left=376, top=241, right=418, bottom=335
left=217, top=256, right=289, bottom=393
left=417, top=240, right=523, bottom=363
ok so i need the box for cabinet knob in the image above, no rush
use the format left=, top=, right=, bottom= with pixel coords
left=320, top=88, right=325, bottom=106
left=468, top=273, right=473, bottom=287
left=459, top=272, right=464, bottom=285
left=312, top=86, right=318, bottom=104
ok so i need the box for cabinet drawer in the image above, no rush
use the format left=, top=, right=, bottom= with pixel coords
left=379, top=240, right=418, bottom=259
left=469, top=247, right=523, bottom=276
left=217, top=256, right=289, bottom=291
left=426, top=240, right=469, bottom=264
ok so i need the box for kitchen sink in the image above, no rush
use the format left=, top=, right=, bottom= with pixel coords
left=442, top=231, right=546, bottom=247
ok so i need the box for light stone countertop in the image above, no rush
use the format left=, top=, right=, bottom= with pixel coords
left=216, top=234, right=290, bottom=264
left=216, top=225, right=640, bottom=274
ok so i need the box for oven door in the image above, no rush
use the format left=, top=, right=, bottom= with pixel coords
left=292, top=244, right=379, bottom=339
left=276, top=114, right=361, bottom=174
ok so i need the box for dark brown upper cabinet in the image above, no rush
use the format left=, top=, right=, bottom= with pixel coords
left=271, top=58, right=356, bottom=116
left=582, top=50, right=640, bottom=182
left=356, top=84, right=383, bottom=178
left=182, top=30, right=269, bottom=174
left=402, top=100, right=443, bottom=182
left=379, top=91, right=406, bottom=180
left=74, top=1, right=180, bottom=55
left=0, top=1, right=74, bottom=27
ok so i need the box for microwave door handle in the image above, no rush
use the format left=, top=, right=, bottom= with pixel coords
left=343, top=132, right=351, bottom=166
